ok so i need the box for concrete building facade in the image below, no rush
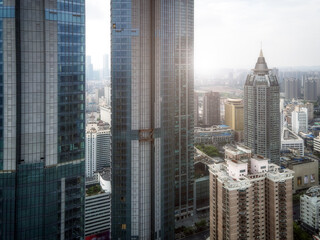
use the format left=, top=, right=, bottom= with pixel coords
left=281, top=128, right=304, bottom=156
left=284, top=78, right=300, bottom=99
left=203, top=91, right=220, bottom=126
left=225, top=98, right=244, bottom=141
left=209, top=144, right=294, bottom=240
left=244, top=50, right=280, bottom=164
left=292, top=107, right=308, bottom=134
left=300, top=186, right=320, bottom=233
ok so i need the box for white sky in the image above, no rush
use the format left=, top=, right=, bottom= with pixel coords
left=86, top=0, right=320, bottom=74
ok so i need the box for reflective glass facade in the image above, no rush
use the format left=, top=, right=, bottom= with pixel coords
left=111, top=0, right=176, bottom=239
left=174, top=0, right=194, bottom=221
left=0, top=0, right=85, bottom=239
left=111, top=0, right=194, bottom=239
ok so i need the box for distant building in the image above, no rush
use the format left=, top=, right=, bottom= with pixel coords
left=285, top=78, right=300, bottom=99
left=304, top=78, right=319, bottom=102
left=203, top=91, right=220, bottom=126
left=194, top=125, right=234, bottom=145
left=86, top=123, right=111, bottom=177
left=86, top=56, right=94, bottom=81
left=104, top=84, right=111, bottom=107
left=299, top=132, right=315, bottom=150
left=103, top=54, right=110, bottom=80
left=85, top=169, right=111, bottom=239
left=300, top=186, right=320, bottom=233
left=314, top=135, right=320, bottom=153
left=281, top=128, right=304, bottom=156
left=194, top=176, right=209, bottom=213
left=225, top=98, right=244, bottom=141
left=292, top=107, right=308, bottom=134
left=195, top=92, right=199, bottom=127
left=100, top=106, right=111, bottom=124
left=210, top=144, right=294, bottom=240
left=244, top=50, right=280, bottom=164
left=281, top=154, right=318, bottom=192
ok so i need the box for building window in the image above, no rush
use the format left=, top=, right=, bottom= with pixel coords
left=297, top=177, right=302, bottom=186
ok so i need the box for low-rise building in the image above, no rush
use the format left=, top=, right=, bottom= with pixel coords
left=314, top=135, right=320, bottom=153
left=281, top=154, right=318, bottom=192
left=281, top=128, right=304, bottom=156
left=300, top=186, right=320, bottom=233
left=85, top=169, right=111, bottom=239
left=194, top=125, right=234, bottom=145
left=210, top=144, right=294, bottom=240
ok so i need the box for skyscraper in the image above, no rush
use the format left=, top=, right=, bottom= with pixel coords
left=203, top=91, right=220, bottom=126
left=0, top=1, right=85, bottom=239
left=194, top=92, right=199, bottom=127
left=111, top=0, right=194, bottom=238
left=244, top=50, right=280, bottom=164
left=111, top=1, right=175, bottom=239
left=174, top=0, right=194, bottom=221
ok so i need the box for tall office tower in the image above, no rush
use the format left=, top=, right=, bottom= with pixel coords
left=0, top=1, right=85, bottom=239
left=304, top=78, right=318, bottom=101
left=292, top=107, right=308, bottom=134
left=194, top=92, right=199, bottom=127
left=86, top=55, right=94, bottom=81
left=244, top=50, right=280, bottom=164
left=225, top=98, right=244, bottom=141
left=203, top=91, right=220, bottom=126
left=111, top=0, right=194, bottom=238
left=85, top=123, right=111, bottom=177
left=103, top=54, right=109, bottom=81
left=209, top=144, right=294, bottom=240
left=284, top=78, right=299, bottom=99
left=174, top=0, right=194, bottom=221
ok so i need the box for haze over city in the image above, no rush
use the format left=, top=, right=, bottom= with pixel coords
left=87, top=0, right=320, bottom=75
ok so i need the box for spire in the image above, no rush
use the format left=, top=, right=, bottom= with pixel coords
left=259, top=49, right=264, bottom=57
left=253, top=49, right=269, bottom=75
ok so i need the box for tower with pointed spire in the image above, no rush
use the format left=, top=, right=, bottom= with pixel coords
left=244, top=50, right=280, bottom=164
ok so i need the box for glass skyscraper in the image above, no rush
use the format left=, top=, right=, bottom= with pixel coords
left=0, top=1, right=85, bottom=239
left=111, top=0, right=194, bottom=239
left=174, top=0, right=194, bottom=221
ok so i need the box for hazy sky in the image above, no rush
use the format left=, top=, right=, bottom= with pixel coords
left=86, top=0, right=320, bottom=74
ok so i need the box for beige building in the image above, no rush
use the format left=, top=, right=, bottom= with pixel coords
left=210, top=144, right=294, bottom=240
left=281, top=154, right=318, bottom=193
left=225, top=99, right=244, bottom=141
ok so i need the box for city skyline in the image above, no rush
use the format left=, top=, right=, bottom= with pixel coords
left=87, top=0, right=320, bottom=74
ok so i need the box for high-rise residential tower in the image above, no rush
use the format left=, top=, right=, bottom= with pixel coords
left=244, top=50, right=280, bottom=164
left=174, top=0, right=194, bottom=221
left=304, top=77, right=319, bottom=102
left=203, top=91, right=220, bottom=126
left=292, top=107, right=308, bottom=134
left=284, top=78, right=300, bottom=99
left=194, top=92, right=199, bottom=127
left=210, top=144, right=294, bottom=240
left=0, top=1, right=86, bottom=239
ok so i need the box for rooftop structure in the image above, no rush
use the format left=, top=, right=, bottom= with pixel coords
left=281, top=128, right=304, bottom=156
left=281, top=154, right=318, bottom=192
left=194, top=125, right=234, bottom=145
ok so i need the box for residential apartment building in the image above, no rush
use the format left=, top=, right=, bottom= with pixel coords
left=85, top=123, right=111, bottom=177
left=210, top=144, right=294, bottom=240
left=292, top=107, right=308, bottom=134
left=300, top=186, right=320, bottom=233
